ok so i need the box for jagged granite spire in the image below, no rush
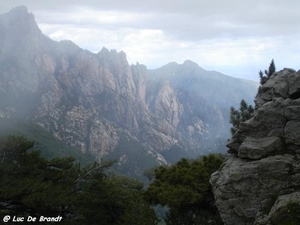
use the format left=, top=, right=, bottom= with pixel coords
left=0, top=5, right=42, bottom=37
left=0, top=5, right=45, bottom=58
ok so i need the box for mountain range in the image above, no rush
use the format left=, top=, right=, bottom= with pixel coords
left=0, top=6, right=259, bottom=179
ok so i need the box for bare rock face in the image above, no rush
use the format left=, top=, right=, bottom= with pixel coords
left=210, top=69, right=300, bottom=225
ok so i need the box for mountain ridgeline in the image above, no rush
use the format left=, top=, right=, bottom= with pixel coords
left=0, top=6, right=258, bottom=178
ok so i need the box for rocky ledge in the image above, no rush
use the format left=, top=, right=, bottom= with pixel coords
left=210, top=68, right=300, bottom=225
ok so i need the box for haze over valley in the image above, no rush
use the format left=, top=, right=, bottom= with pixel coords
left=0, top=6, right=259, bottom=179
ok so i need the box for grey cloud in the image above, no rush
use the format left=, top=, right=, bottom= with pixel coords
left=2, top=0, right=300, bottom=41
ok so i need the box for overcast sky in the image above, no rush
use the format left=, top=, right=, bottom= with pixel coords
left=1, top=0, right=300, bottom=81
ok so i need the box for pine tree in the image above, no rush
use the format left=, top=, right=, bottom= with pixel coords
left=144, top=154, right=224, bottom=225
left=259, top=59, right=276, bottom=85
left=229, top=99, right=254, bottom=135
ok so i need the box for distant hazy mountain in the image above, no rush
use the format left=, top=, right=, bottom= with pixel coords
left=148, top=60, right=257, bottom=108
left=0, top=6, right=258, bottom=178
left=147, top=60, right=259, bottom=137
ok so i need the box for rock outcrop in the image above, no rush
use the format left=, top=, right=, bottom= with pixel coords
left=210, top=68, right=300, bottom=225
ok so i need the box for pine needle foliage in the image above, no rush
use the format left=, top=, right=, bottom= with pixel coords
left=144, top=154, right=225, bottom=225
left=259, top=59, right=276, bottom=85
left=229, top=99, right=254, bottom=136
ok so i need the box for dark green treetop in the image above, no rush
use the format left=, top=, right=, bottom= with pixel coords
left=259, top=59, right=276, bottom=85
left=229, top=99, right=254, bottom=136
left=144, top=154, right=224, bottom=225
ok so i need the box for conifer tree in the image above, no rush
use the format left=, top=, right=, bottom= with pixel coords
left=229, top=99, right=254, bottom=135
left=144, top=154, right=224, bottom=225
left=259, top=59, right=276, bottom=85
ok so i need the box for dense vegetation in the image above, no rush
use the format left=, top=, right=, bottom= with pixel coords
left=144, top=154, right=225, bottom=225
left=0, top=136, right=158, bottom=224
left=0, top=135, right=225, bottom=224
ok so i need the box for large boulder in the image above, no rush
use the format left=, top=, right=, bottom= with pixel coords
left=210, top=68, right=300, bottom=225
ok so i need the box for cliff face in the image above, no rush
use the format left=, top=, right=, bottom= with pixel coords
left=0, top=6, right=258, bottom=176
left=210, top=68, right=300, bottom=225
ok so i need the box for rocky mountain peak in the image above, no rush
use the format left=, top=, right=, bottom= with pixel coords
left=181, top=59, right=205, bottom=74
left=8, top=5, right=29, bottom=16
left=97, top=47, right=128, bottom=65
left=182, top=59, right=201, bottom=68
left=1, top=5, right=42, bottom=37
left=0, top=5, right=45, bottom=61
left=210, top=68, right=300, bottom=225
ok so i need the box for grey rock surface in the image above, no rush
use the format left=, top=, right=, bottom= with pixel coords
left=210, top=69, right=300, bottom=225
left=254, top=192, right=300, bottom=225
